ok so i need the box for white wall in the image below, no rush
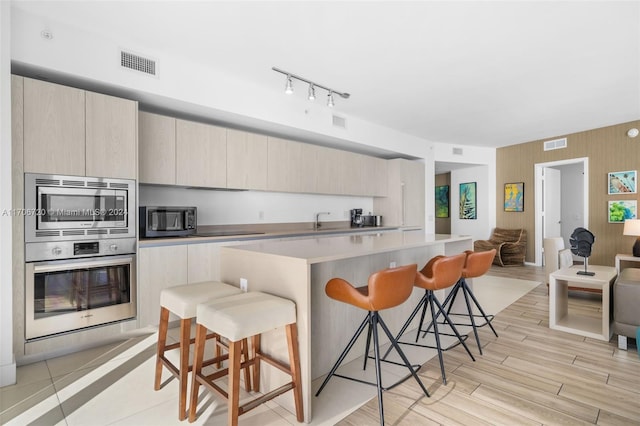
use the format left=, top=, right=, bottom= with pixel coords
left=140, top=186, right=374, bottom=225
left=450, top=165, right=492, bottom=241
left=0, top=0, right=16, bottom=387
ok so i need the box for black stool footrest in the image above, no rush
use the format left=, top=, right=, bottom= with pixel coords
left=331, top=367, right=420, bottom=392
left=398, top=333, right=468, bottom=352
left=446, top=313, right=495, bottom=328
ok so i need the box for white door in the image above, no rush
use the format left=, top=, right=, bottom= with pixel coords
left=544, top=167, right=562, bottom=239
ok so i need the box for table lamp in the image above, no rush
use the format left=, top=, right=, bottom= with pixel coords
left=623, top=219, right=640, bottom=257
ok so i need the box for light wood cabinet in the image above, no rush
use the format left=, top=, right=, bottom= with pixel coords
left=267, top=137, right=319, bottom=193
left=187, top=243, right=221, bottom=283
left=362, top=156, right=388, bottom=197
left=176, top=119, right=227, bottom=188
left=85, top=91, right=137, bottom=179
left=138, top=111, right=176, bottom=185
left=22, top=77, right=137, bottom=178
left=137, top=245, right=188, bottom=327
left=226, top=129, right=268, bottom=190
left=23, top=78, right=85, bottom=176
left=316, top=146, right=344, bottom=194
left=373, top=158, right=425, bottom=227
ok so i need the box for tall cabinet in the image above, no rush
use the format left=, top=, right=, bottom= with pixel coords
left=374, top=158, right=425, bottom=227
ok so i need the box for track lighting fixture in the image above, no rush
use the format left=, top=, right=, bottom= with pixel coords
left=273, top=67, right=350, bottom=107
left=285, top=75, right=294, bottom=95
left=327, top=91, right=335, bottom=108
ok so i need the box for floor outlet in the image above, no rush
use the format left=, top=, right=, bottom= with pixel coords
left=390, top=261, right=397, bottom=268
left=240, top=278, right=248, bottom=292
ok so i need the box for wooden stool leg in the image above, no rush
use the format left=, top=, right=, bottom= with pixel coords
left=178, top=318, right=191, bottom=421
left=188, top=324, right=207, bottom=423
left=154, top=307, right=170, bottom=391
left=215, top=333, right=222, bottom=368
left=250, top=334, right=260, bottom=392
left=286, top=323, right=304, bottom=422
left=228, top=340, right=242, bottom=426
left=242, top=338, right=251, bottom=392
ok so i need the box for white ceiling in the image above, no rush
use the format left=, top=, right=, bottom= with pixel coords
left=11, top=1, right=640, bottom=148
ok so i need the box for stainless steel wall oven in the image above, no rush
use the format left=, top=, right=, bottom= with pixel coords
left=25, top=255, right=137, bottom=340
left=24, top=173, right=137, bottom=340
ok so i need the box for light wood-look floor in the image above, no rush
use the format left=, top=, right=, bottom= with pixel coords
left=339, top=265, right=640, bottom=425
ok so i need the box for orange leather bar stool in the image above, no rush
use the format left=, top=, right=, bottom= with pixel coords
left=443, top=249, right=498, bottom=354
left=189, top=292, right=303, bottom=426
left=389, top=253, right=475, bottom=384
left=315, top=264, right=430, bottom=426
left=154, top=281, right=247, bottom=421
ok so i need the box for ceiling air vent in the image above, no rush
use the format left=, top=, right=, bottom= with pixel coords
left=332, top=115, right=347, bottom=129
left=544, top=137, right=567, bottom=151
left=120, top=50, right=157, bottom=76
left=452, top=147, right=463, bottom=155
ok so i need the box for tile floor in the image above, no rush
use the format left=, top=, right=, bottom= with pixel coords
left=0, top=276, right=540, bottom=425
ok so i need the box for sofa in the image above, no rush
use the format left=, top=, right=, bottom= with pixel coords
left=474, top=228, right=527, bottom=266
left=613, top=267, right=640, bottom=350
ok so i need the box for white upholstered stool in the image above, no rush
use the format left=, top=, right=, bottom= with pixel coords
left=154, top=281, right=245, bottom=421
left=188, top=292, right=304, bottom=426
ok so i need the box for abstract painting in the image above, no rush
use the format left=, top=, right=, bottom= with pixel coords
left=504, top=182, right=524, bottom=212
left=435, top=185, right=449, bottom=218
left=459, top=182, right=477, bottom=219
left=608, top=170, right=636, bottom=194
left=609, top=200, right=637, bottom=223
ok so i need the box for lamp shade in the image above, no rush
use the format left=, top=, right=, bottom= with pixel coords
left=623, top=219, right=640, bottom=236
left=623, top=219, right=640, bottom=257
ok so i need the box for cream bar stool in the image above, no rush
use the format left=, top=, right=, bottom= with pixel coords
left=188, top=292, right=303, bottom=426
left=154, top=281, right=245, bottom=421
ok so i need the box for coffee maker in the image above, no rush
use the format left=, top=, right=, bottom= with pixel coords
left=350, top=209, right=363, bottom=227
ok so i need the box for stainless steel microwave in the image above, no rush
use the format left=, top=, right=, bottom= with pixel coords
left=25, top=173, right=136, bottom=243
left=139, top=206, right=197, bottom=237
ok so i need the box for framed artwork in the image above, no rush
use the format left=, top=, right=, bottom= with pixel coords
left=608, top=200, right=637, bottom=223
left=504, top=182, right=524, bottom=212
left=459, top=182, right=477, bottom=219
left=435, top=185, right=449, bottom=218
left=608, top=170, right=636, bottom=194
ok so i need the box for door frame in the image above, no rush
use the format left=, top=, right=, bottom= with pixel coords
left=534, top=157, right=589, bottom=266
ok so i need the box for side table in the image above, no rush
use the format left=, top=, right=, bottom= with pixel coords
left=549, top=265, right=617, bottom=341
left=615, top=253, right=640, bottom=274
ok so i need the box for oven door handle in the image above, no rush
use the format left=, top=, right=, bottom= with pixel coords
left=30, top=255, right=135, bottom=274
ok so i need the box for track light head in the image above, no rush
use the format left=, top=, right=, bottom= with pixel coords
left=327, top=91, right=335, bottom=108
left=308, top=84, right=316, bottom=101
left=285, top=75, right=294, bottom=94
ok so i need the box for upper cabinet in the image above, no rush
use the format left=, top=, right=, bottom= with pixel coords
left=21, top=77, right=137, bottom=179
left=23, top=78, right=85, bottom=176
left=137, top=111, right=391, bottom=197
left=176, top=119, right=227, bottom=188
left=85, top=91, right=137, bottom=179
left=267, top=137, right=318, bottom=193
left=373, top=158, right=425, bottom=227
left=226, top=129, right=268, bottom=190
left=139, top=111, right=176, bottom=185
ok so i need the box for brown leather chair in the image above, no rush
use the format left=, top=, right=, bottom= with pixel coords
left=442, top=249, right=499, bottom=355
left=315, top=264, right=429, bottom=426
left=388, top=253, right=475, bottom=385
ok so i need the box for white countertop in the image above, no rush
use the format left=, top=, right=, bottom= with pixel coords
left=138, top=225, right=407, bottom=247
left=221, top=230, right=472, bottom=264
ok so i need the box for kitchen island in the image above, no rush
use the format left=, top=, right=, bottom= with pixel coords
left=219, top=230, right=472, bottom=422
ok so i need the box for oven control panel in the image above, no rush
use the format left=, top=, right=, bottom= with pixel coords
left=26, top=238, right=136, bottom=262
left=74, top=241, right=99, bottom=256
